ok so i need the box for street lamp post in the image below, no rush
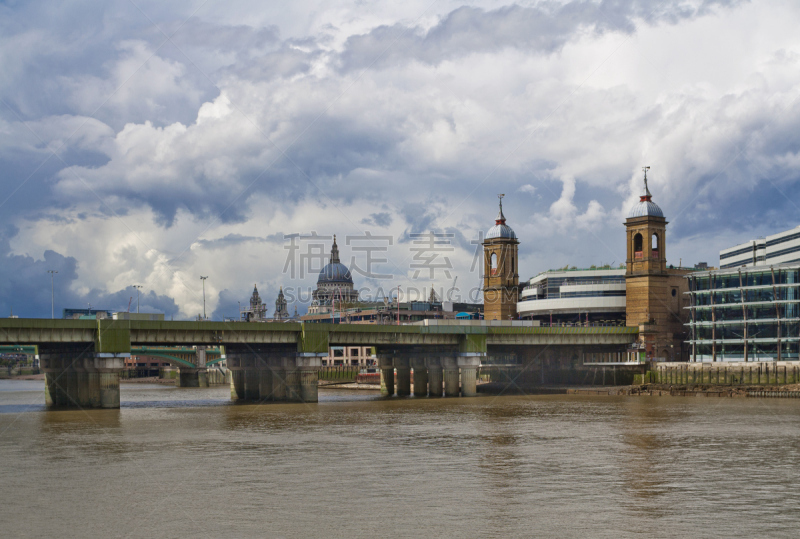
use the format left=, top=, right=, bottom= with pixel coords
left=132, top=285, right=142, bottom=314
left=47, top=270, right=58, bottom=319
left=200, top=276, right=208, bottom=320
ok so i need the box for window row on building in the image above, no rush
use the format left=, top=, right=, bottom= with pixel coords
left=720, top=225, right=800, bottom=269
left=685, top=263, right=800, bottom=361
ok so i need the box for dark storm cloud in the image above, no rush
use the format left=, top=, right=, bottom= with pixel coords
left=361, top=212, right=393, bottom=227
left=0, top=225, right=178, bottom=318
left=195, top=232, right=287, bottom=250
left=1, top=0, right=751, bottom=231
left=339, top=0, right=748, bottom=71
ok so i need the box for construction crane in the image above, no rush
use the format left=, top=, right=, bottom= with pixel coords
left=127, top=297, right=132, bottom=313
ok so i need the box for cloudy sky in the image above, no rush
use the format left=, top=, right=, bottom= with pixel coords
left=1, top=0, right=799, bottom=319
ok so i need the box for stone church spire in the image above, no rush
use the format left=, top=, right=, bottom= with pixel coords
left=330, top=234, right=340, bottom=264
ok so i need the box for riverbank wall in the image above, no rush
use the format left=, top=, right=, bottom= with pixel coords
left=653, top=361, right=800, bottom=386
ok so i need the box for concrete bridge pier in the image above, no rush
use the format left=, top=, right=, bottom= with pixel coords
left=259, top=366, right=274, bottom=401
left=86, top=366, right=102, bottom=408
left=63, top=366, right=79, bottom=407
left=427, top=357, right=443, bottom=397
left=271, top=366, right=287, bottom=401
left=396, top=357, right=411, bottom=397
left=42, top=351, right=125, bottom=409
left=443, top=356, right=460, bottom=397
left=43, top=355, right=67, bottom=408
left=231, top=369, right=246, bottom=401
left=458, top=355, right=482, bottom=398
left=244, top=367, right=261, bottom=401
left=99, top=371, right=121, bottom=409
left=379, top=355, right=394, bottom=397
left=297, top=353, right=324, bottom=403
left=177, top=368, right=209, bottom=388
left=284, top=368, right=301, bottom=402
left=412, top=358, right=428, bottom=397
left=75, top=362, right=91, bottom=407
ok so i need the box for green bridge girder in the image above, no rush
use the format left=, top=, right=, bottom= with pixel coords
left=0, top=319, right=639, bottom=358
left=131, top=346, right=224, bottom=369
left=0, top=344, right=38, bottom=355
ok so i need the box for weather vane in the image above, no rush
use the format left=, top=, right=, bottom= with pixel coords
left=642, top=166, right=650, bottom=195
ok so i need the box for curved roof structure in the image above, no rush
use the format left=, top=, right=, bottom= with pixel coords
left=627, top=169, right=664, bottom=219
left=486, top=196, right=517, bottom=240
left=627, top=198, right=664, bottom=218
left=317, top=235, right=354, bottom=284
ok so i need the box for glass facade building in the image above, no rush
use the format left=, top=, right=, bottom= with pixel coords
left=685, top=263, right=800, bottom=361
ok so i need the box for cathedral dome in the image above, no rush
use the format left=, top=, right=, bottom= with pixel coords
left=317, top=235, right=354, bottom=284
left=486, top=196, right=517, bottom=240
left=318, top=262, right=353, bottom=284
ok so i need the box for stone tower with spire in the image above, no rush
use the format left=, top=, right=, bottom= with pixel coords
left=274, top=287, right=289, bottom=320
left=624, top=168, right=692, bottom=360
left=483, top=195, right=519, bottom=321
left=247, top=284, right=267, bottom=321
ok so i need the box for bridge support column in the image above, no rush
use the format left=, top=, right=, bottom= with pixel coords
left=86, top=369, right=101, bottom=408
left=443, top=356, right=460, bottom=397
left=284, top=368, right=301, bottom=402
left=176, top=368, right=209, bottom=388
left=42, top=351, right=125, bottom=409
left=427, top=363, right=443, bottom=397
left=99, top=371, right=121, bottom=409
left=231, top=370, right=246, bottom=402
left=63, top=368, right=79, bottom=407
left=177, top=369, right=200, bottom=387
left=396, top=357, right=411, bottom=397
left=297, top=353, right=324, bottom=403
left=244, top=368, right=260, bottom=401
left=75, top=367, right=91, bottom=408
left=44, top=367, right=66, bottom=408
left=412, top=358, right=428, bottom=397
left=458, top=355, right=482, bottom=398
left=379, top=355, right=394, bottom=397
left=271, top=367, right=287, bottom=401
left=259, top=368, right=273, bottom=401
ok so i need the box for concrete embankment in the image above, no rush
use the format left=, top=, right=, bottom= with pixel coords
left=478, top=382, right=800, bottom=399
left=569, top=384, right=800, bottom=398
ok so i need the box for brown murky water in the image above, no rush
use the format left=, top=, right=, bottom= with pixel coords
left=1, top=380, right=799, bottom=538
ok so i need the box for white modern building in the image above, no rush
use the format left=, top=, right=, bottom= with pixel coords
left=517, top=268, right=627, bottom=325
left=720, top=225, right=800, bottom=269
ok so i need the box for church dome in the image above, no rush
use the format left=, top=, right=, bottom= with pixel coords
left=486, top=196, right=517, bottom=240
left=317, top=235, right=354, bottom=284
left=318, top=262, right=353, bottom=284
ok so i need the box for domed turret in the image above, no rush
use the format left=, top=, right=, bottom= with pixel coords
left=318, top=235, right=354, bottom=284
left=486, top=197, right=517, bottom=239
left=627, top=170, right=664, bottom=218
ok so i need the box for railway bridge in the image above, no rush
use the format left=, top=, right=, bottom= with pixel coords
left=0, top=319, right=637, bottom=409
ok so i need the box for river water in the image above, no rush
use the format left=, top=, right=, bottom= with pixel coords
left=1, top=380, right=799, bottom=538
